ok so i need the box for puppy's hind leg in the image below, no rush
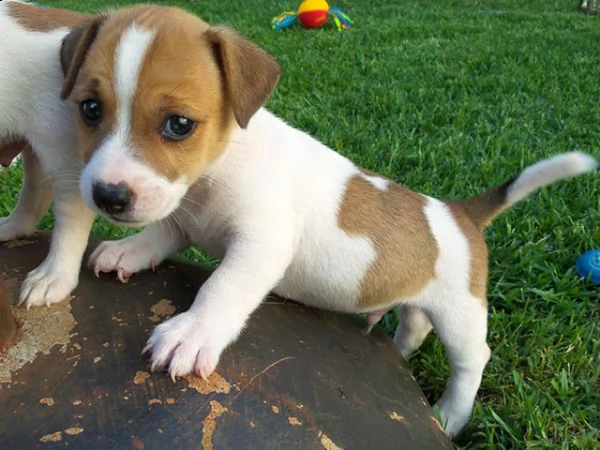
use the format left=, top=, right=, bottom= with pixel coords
left=0, top=147, right=52, bottom=241
left=425, top=295, right=490, bottom=438
left=393, top=304, right=433, bottom=358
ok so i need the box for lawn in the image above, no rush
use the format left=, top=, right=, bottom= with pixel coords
left=2, top=0, right=599, bottom=447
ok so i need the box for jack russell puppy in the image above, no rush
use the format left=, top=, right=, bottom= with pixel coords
left=0, top=1, right=96, bottom=307
left=59, top=5, right=597, bottom=437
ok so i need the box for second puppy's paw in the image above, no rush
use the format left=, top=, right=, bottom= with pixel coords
left=0, top=216, right=33, bottom=242
left=19, top=261, right=77, bottom=308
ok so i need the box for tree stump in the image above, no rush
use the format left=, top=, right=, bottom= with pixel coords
left=0, top=234, right=452, bottom=449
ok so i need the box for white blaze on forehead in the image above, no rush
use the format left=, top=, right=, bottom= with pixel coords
left=114, top=24, right=156, bottom=144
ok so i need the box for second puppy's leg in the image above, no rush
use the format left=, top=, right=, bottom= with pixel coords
left=0, top=147, right=52, bottom=241
left=20, top=190, right=95, bottom=308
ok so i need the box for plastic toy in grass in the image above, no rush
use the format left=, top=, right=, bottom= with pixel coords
left=272, top=0, right=353, bottom=31
left=576, top=249, right=600, bottom=285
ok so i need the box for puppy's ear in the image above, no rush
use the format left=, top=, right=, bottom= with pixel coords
left=60, top=15, right=107, bottom=100
left=0, top=137, right=29, bottom=168
left=206, top=27, right=281, bottom=129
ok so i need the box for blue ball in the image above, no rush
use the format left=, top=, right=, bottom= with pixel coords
left=576, top=249, right=600, bottom=285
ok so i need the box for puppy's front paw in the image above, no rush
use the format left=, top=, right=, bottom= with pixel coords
left=144, top=312, right=238, bottom=380
left=89, top=238, right=154, bottom=283
left=19, top=261, right=77, bottom=308
left=0, top=216, right=32, bottom=242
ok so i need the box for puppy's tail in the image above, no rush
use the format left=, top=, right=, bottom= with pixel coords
left=458, top=152, right=598, bottom=229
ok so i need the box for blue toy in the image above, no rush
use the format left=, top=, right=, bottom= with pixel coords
left=576, top=249, right=600, bottom=285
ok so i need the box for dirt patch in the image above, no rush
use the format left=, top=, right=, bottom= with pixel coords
left=288, top=416, right=302, bottom=426
left=3, top=240, right=36, bottom=249
left=201, top=400, right=228, bottom=450
left=389, top=411, right=409, bottom=424
left=185, top=372, right=232, bottom=395
left=317, top=431, right=344, bottom=450
left=133, top=371, right=150, bottom=385
left=39, top=431, right=63, bottom=443
left=148, top=299, right=176, bottom=323
left=0, top=298, right=76, bottom=384
left=39, top=397, right=55, bottom=406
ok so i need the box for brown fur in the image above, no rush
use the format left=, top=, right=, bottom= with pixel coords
left=338, top=175, right=437, bottom=309
left=0, top=279, right=17, bottom=353
left=7, top=1, right=84, bottom=33
left=0, top=138, right=29, bottom=167
left=206, top=27, right=281, bottom=129
left=60, top=6, right=281, bottom=183
left=60, top=15, right=106, bottom=101
left=457, top=179, right=514, bottom=229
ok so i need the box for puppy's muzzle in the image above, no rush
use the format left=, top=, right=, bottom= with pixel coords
left=92, top=181, right=133, bottom=215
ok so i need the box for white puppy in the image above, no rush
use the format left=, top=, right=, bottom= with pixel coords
left=59, top=6, right=597, bottom=437
left=0, top=1, right=97, bottom=308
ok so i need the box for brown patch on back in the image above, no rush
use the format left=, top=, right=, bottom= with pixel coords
left=7, top=1, right=84, bottom=33
left=339, top=175, right=437, bottom=309
left=447, top=203, right=489, bottom=303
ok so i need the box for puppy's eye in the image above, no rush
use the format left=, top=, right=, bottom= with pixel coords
left=162, top=115, right=196, bottom=141
left=80, top=99, right=102, bottom=126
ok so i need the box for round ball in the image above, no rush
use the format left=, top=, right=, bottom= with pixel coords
left=298, top=0, right=329, bottom=28
left=576, top=249, right=600, bottom=285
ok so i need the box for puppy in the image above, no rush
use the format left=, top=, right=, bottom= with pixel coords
left=0, top=1, right=96, bottom=307
left=59, top=5, right=598, bottom=437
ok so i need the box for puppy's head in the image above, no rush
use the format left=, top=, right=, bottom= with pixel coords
left=60, top=6, right=280, bottom=226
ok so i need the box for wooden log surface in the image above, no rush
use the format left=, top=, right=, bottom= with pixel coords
left=0, top=234, right=452, bottom=449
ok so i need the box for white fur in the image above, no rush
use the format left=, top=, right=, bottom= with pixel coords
left=506, top=152, right=598, bottom=205
left=114, top=25, right=155, bottom=144
left=361, top=173, right=390, bottom=191
left=0, top=2, right=96, bottom=307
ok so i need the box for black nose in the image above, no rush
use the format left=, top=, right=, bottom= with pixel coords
left=92, top=182, right=133, bottom=215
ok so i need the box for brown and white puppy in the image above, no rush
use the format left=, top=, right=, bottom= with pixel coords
left=59, top=5, right=598, bottom=437
left=0, top=1, right=96, bottom=308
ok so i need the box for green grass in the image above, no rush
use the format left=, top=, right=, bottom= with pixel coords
left=2, top=0, right=599, bottom=447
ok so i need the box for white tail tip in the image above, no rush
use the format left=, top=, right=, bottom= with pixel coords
left=507, top=152, right=598, bottom=206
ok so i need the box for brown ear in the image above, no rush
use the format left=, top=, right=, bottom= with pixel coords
left=60, top=15, right=107, bottom=100
left=206, top=27, right=281, bottom=128
left=0, top=137, right=29, bottom=168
